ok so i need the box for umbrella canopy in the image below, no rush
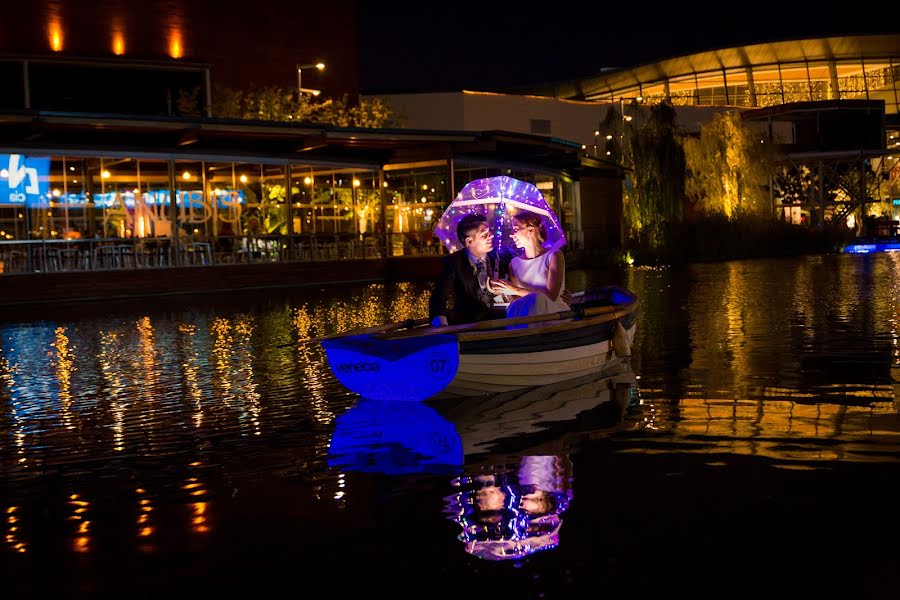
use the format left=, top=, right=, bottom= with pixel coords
left=434, top=176, right=566, bottom=255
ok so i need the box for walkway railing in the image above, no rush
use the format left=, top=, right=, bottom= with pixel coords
left=0, top=233, right=444, bottom=275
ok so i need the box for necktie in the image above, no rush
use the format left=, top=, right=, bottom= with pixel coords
left=475, top=259, right=492, bottom=307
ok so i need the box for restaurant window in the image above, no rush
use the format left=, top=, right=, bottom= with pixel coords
left=384, top=163, right=448, bottom=256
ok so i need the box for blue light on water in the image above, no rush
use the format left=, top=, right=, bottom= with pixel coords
left=322, top=334, right=459, bottom=401
left=328, top=400, right=463, bottom=475
left=844, top=242, right=900, bottom=254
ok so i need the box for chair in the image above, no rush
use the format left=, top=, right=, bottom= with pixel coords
left=184, top=242, right=213, bottom=266
left=0, top=250, right=27, bottom=273
left=92, top=245, right=121, bottom=270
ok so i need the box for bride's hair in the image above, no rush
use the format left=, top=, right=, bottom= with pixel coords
left=513, top=211, right=546, bottom=244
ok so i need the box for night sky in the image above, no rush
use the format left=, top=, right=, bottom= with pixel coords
left=357, top=2, right=894, bottom=94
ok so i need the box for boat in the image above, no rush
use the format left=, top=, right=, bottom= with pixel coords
left=320, top=285, right=638, bottom=401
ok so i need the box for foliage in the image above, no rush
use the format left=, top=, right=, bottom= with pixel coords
left=772, top=163, right=813, bottom=206
left=210, top=85, right=404, bottom=128
left=619, top=102, right=687, bottom=248
left=626, top=210, right=855, bottom=264
left=598, top=101, right=688, bottom=248
left=176, top=86, right=203, bottom=117
left=683, top=111, right=774, bottom=217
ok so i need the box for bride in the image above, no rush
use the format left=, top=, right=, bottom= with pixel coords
left=489, top=211, right=569, bottom=318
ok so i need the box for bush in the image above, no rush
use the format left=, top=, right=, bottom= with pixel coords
left=623, top=213, right=854, bottom=264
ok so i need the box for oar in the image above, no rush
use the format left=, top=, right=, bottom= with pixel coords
left=381, top=300, right=637, bottom=340
left=273, top=318, right=431, bottom=348
left=314, top=317, right=431, bottom=341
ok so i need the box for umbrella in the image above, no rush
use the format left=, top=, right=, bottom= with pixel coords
left=433, top=176, right=566, bottom=255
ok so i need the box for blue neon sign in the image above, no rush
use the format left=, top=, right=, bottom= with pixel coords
left=0, top=154, right=50, bottom=206
left=61, top=189, right=246, bottom=209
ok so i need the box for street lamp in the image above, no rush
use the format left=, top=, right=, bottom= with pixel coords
left=297, top=62, right=325, bottom=96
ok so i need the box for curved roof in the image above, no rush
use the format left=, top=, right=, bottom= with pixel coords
left=536, top=34, right=900, bottom=100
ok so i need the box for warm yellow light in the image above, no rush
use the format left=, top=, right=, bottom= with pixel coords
left=52, top=189, right=61, bottom=197
left=581, top=144, right=587, bottom=149
left=239, top=174, right=248, bottom=183
left=182, top=171, right=191, bottom=180
left=594, top=130, right=600, bottom=136
left=49, top=22, right=63, bottom=52
left=168, top=31, right=183, bottom=59
left=624, top=115, right=633, bottom=122
left=311, top=90, right=321, bottom=97
left=353, top=179, right=361, bottom=187
left=636, top=96, right=643, bottom=102
left=303, top=177, right=312, bottom=185
left=112, top=33, right=125, bottom=55
left=606, top=134, right=613, bottom=140
left=421, top=184, right=428, bottom=190
left=315, top=63, right=325, bottom=70
left=101, top=170, right=111, bottom=179
left=382, top=181, right=388, bottom=188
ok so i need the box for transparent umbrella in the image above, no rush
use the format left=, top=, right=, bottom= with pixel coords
left=434, top=176, right=566, bottom=254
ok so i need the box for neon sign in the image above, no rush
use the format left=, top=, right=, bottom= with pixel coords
left=0, top=154, right=50, bottom=206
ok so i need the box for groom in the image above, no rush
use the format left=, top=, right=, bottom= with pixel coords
left=429, top=214, right=510, bottom=327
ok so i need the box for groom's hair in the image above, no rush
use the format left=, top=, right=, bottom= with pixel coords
left=457, top=214, right=487, bottom=244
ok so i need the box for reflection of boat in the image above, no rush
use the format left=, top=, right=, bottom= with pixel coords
left=328, top=400, right=463, bottom=475
left=327, top=364, right=638, bottom=560
left=328, top=364, right=637, bottom=475
left=320, top=286, right=638, bottom=401
left=433, top=362, right=637, bottom=456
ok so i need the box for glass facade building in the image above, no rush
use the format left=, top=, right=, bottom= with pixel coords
left=0, top=118, right=600, bottom=276
left=531, top=34, right=900, bottom=225
left=538, top=35, right=900, bottom=116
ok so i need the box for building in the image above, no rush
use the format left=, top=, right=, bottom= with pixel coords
left=0, top=113, right=623, bottom=302
left=0, top=0, right=358, bottom=116
left=0, top=1, right=633, bottom=301
left=372, top=34, right=900, bottom=225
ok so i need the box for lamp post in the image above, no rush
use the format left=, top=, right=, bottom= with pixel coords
left=297, top=62, right=325, bottom=96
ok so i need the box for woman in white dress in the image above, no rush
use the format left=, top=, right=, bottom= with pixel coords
left=489, top=211, right=569, bottom=318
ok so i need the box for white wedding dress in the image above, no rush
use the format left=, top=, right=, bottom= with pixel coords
left=506, top=251, right=569, bottom=318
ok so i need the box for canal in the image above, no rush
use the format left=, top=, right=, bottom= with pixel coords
left=1, top=253, right=899, bottom=596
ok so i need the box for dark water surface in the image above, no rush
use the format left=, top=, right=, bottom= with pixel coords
left=2, top=254, right=900, bottom=597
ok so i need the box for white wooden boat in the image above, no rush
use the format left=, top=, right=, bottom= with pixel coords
left=320, top=286, right=638, bottom=402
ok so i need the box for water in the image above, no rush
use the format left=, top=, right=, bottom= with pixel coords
left=1, top=254, right=899, bottom=597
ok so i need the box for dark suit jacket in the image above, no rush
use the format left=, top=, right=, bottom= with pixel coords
left=429, top=248, right=511, bottom=325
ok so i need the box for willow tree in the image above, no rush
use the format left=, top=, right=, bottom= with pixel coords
left=596, top=101, right=686, bottom=248
left=629, top=102, right=686, bottom=247
left=684, top=111, right=774, bottom=217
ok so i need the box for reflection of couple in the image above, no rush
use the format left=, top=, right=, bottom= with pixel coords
left=445, top=455, right=572, bottom=561
left=429, top=212, right=568, bottom=327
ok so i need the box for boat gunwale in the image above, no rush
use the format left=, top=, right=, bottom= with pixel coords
left=317, top=286, right=638, bottom=342
left=457, top=301, right=636, bottom=342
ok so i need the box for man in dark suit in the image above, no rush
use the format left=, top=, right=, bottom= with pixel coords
left=429, top=214, right=511, bottom=327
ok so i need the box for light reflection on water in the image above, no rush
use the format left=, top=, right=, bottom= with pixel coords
left=0, top=255, right=897, bottom=587
left=622, top=253, right=900, bottom=463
